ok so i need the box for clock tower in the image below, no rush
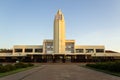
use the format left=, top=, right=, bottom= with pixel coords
left=53, top=10, right=66, bottom=54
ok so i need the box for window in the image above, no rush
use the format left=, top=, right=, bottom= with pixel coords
left=96, top=49, right=104, bottom=53
left=47, top=46, right=50, bottom=48
left=47, top=51, right=53, bottom=54
left=51, top=46, right=53, bottom=48
left=86, top=49, right=94, bottom=53
left=35, top=49, right=43, bottom=53
left=68, top=46, right=71, bottom=48
left=25, top=49, right=33, bottom=53
left=76, top=49, right=84, bottom=53
left=65, top=51, right=72, bottom=53
left=15, top=49, right=22, bottom=52
left=66, top=43, right=74, bottom=48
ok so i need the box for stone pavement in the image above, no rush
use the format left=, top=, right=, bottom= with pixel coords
left=0, top=64, right=120, bottom=80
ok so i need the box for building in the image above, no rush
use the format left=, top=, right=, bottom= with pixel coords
left=0, top=10, right=120, bottom=63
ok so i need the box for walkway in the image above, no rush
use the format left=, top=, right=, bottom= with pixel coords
left=0, top=64, right=120, bottom=80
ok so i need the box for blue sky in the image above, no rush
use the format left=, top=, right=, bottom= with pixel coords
left=0, top=0, right=120, bottom=52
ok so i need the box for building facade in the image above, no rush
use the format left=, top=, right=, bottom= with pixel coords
left=13, top=10, right=105, bottom=55
left=0, top=10, right=120, bottom=63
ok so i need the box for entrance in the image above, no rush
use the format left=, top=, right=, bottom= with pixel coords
left=54, top=55, right=65, bottom=63
left=25, top=54, right=92, bottom=63
left=46, top=55, right=53, bottom=62
left=65, top=56, right=71, bottom=62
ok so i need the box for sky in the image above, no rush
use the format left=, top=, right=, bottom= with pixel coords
left=0, top=0, right=120, bottom=52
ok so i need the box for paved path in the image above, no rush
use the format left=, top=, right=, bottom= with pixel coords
left=0, top=64, right=120, bottom=80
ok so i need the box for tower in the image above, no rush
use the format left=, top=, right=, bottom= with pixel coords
left=53, top=10, right=66, bottom=54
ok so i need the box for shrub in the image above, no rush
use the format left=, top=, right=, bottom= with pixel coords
left=86, top=61, right=120, bottom=73
left=27, top=63, right=34, bottom=67
left=0, top=66, right=7, bottom=73
left=15, top=62, right=34, bottom=69
left=4, top=64, right=16, bottom=71
left=108, top=61, right=120, bottom=72
left=0, top=63, right=34, bottom=73
left=15, top=62, right=28, bottom=68
left=0, top=63, right=2, bottom=66
left=0, top=64, right=15, bottom=73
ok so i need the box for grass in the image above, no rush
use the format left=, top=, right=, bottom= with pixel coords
left=0, top=66, right=35, bottom=78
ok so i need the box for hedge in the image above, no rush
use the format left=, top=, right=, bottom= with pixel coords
left=0, top=63, right=34, bottom=73
left=86, top=61, right=120, bottom=73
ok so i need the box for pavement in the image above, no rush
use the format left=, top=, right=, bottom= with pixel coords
left=0, top=63, right=120, bottom=80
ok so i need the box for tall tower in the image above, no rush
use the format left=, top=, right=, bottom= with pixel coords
left=53, top=10, right=66, bottom=54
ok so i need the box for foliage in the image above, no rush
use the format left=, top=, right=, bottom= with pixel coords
left=0, top=49, right=12, bottom=53
left=27, top=63, right=34, bottom=67
left=0, top=63, right=34, bottom=73
left=15, top=62, right=28, bottom=68
left=86, top=61, right=120, bottom=73
left=0, top=64, right=2, bottom=66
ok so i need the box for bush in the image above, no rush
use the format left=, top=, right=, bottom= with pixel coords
left=15, top=62, right=34, bottom=69
left=0, top=63, right=2, bottom=66
left=27, top=63, right=34, bottom=67
left=0, top=66, right=7, bottom=73
left=15, top=62, right=28, bottom=68
left=86, top=61, right=120, bottom=73
left=0, top=63, right=34, bottom=73
left=0, top=64, right=15, bottom=73
left=4, top=64, right=16, bottom=71
left=107, top=61, right=120, bottom=72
